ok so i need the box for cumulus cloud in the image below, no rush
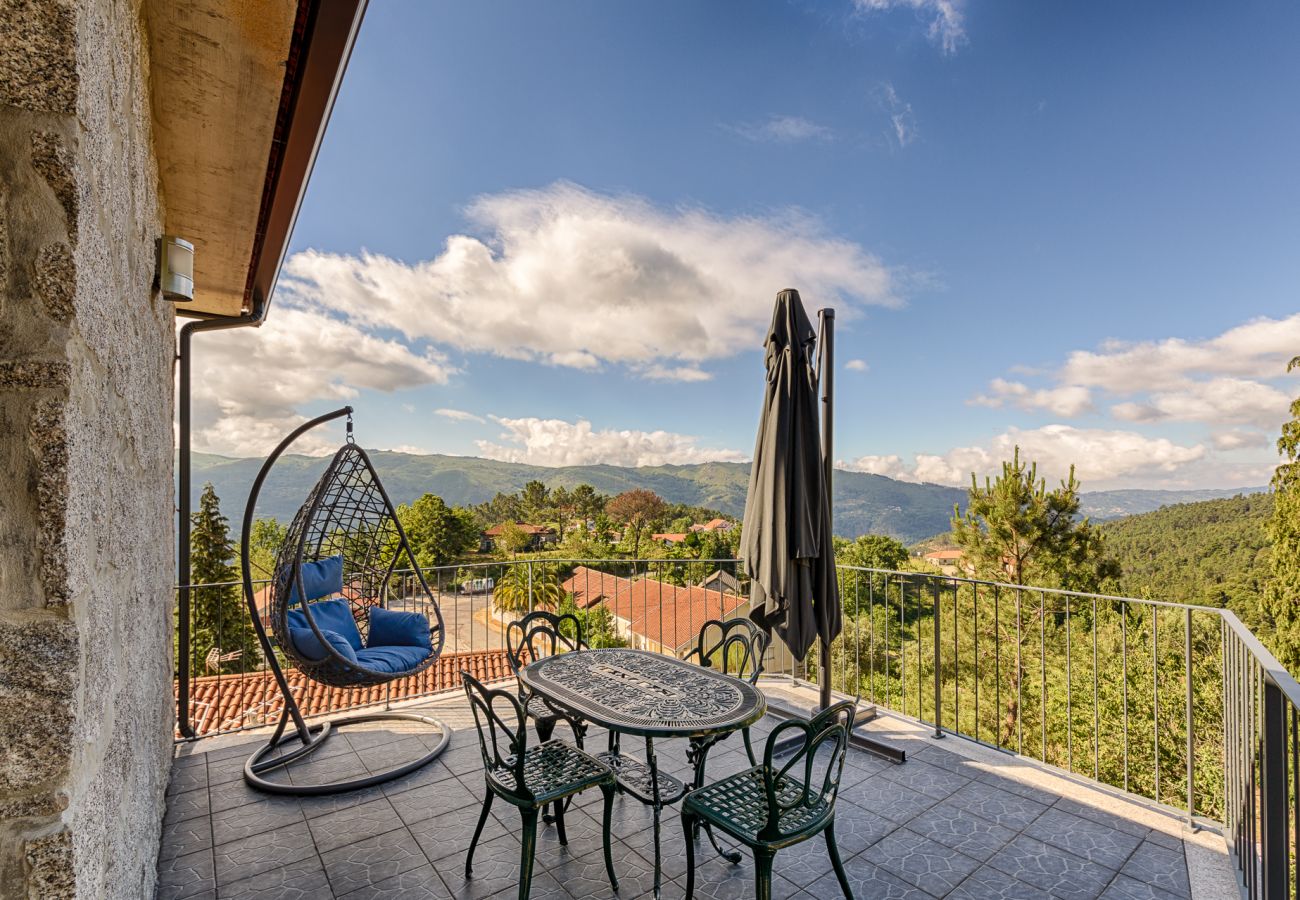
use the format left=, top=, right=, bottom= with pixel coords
left=841, top=426, right=1205, bottom=489
left=838, top=454, right=910, bottom=479
left=877, top=83, right=918, bottom=147
left=855, top=0, right=967, bottom=54
left=476, top=416, right=746, bottom=468
left=435, top=408, right=487, bottom=424
left=728, top=115, right=834, bottom=143
left=1060, top=314, right=1300, bottom=393
left=1109, top=377, right=1290, bottom=429
left=280, top=182, right=899, bottom=381
left=845, top=359, right=869, bottom=372
left=188, top=307, right=454, bottom=456
left=971, top=378, right=1093, bottom=417
left=1212, top=429, right=1272, bottom=451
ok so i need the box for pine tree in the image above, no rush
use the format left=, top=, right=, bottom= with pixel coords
left=190, top=483, right=257, bottom=675
left=1265, top=356, right=1300, bottom=667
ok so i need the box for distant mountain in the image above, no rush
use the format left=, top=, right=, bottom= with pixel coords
left=1080, top=486, right=1267, bottom=520
left=182, top=451, right=1267, bottom=545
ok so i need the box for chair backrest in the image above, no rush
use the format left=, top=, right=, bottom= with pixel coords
left=461, top=671, right=533, bottom=801
left=505, top=610, right=588, bottom=685
left=685, top=618, right=769, bottom=684
left=757, top=699, right=856, bottom=841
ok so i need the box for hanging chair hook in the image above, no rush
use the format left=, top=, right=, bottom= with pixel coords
left=345, top=409, right=355, bottom=444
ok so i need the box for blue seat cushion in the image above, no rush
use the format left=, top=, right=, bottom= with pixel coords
left=288, top=626, right=359, bottom=664
left=287, top=555, right=344, bottom=606
left=354, top=644, right=431, bottom=674
left=368, top=606, right=432, bottom=651
left=287, top=597, right=363, bottom=651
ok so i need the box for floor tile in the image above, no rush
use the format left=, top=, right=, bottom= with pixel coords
left=808, top=853, right=933, bottom=900
left=337, top=862, right=453, bottom=899
left=1024, top=806, right=1143, bottom=871
left=218, top=855, right=331, bottom=899
left=841, top=774, right=940, bottom=824
left=1119, top=842, right=1190, bottom=898
left=878, top=757, right=974, bottom=801
left=986, top=835, right=1116, bottom=900
left=213, top=820, right=317, bottom=886
left=307, top=796, right=404, bottom=854
left=908, top=801, right=1017, bottom=861
left=1100, top=872, right=1185, bottom=900
left=320, top=825, right=429, bottom=896
left=865, top=826, right=983, bottom=895
left=948, top=864, right=1054, bottom=900
left=156, top=847, right=215, bottom=900
left=211, top=797, right=305, bottom=846
left=948, top=781, right=1049, bottom=831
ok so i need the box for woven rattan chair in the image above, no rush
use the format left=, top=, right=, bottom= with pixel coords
left=681, top=699, right=857, bottom=900
left=462, top=672, right=618, bottom=900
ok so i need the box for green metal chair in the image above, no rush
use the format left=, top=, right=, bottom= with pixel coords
left=506, top=610, right=590, bottom=748
left=681, top=617, right=771, bottom=771
left=681, top=699, right=857, bottom=900
left=461, top=672, right=618, bottom=900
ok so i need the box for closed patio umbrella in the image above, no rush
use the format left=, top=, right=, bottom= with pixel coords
left=742, top=289, right=841, bottom=676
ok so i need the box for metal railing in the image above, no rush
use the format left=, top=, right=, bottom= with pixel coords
left=174, top=557, right=1299, bottom=899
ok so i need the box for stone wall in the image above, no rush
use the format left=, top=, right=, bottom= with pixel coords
left=0, top=0, right=174, bottom=897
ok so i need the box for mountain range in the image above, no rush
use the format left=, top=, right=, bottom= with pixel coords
left=186, top=451, right=1266, bottom=545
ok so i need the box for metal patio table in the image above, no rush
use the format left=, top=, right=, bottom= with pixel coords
left=519, top=647, right=767, bottom=899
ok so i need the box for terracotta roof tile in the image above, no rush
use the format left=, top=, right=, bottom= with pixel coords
left=177, top=648, right=515, bottom=738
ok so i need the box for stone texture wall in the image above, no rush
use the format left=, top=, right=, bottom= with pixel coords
left=0, top=0, right=174, bottom=896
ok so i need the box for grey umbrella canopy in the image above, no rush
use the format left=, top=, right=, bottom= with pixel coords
left=741, top=289, right=841, bottom=662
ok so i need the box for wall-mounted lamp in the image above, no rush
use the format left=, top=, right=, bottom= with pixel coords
left=158, top=235, right=194, bottom=302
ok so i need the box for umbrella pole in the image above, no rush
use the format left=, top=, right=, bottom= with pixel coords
left=818, top=309, right=835, bottom=713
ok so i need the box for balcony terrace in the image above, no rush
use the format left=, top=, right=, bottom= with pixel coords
left=163, top=562, right=1273, bottom=900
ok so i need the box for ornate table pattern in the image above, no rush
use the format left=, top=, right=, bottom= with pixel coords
left=520, top=648, right=767, bottom=897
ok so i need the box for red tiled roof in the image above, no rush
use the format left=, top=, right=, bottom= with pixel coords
left=651, top=532, right=688, bottom=543
left=177, top=648, right=514, bottom=738
left=562, top=566, right=747, bottom=651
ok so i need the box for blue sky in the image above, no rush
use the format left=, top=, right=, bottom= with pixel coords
left=196, top=0, right=1300, bottom=491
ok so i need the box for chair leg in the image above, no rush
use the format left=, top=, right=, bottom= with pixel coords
left=681, top=809, right=697, bottom=899
left=518, top=808, right=539, bottom=900
left=754, top=848, right=775, bottom=900
left=466, top=790, right=494, bottom=877
left=600, top=783, right=619, bottom=892
left=742, top=727, right=758, bottom=767
left=825, top=820, right=853, bottom=899
left=535, top=715, right=556, bottom=743
left=554, top=792, right=568, bottom=846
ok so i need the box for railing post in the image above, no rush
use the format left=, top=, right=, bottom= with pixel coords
left=527, top=561, right=534, bottom=612
left=1261, top=678, right=1288, bottom=900
left=933, top=580, right=943, bottom=738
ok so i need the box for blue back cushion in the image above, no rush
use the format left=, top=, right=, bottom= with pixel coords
left=289, top=626, right=358, bottom=664
left=367, top=606, right=432, bottom=650
left=287, top=555, right=344, bottom=606
left=354, top=645, right=431, bottom=674
left=287, top=597, right=363, bottom=651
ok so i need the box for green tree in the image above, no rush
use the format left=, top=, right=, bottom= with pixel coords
left=190, top=483, right=257, bottom=674
left=951, top=447, right=1119, bottom=591
left=571, top=484, right=608, bottom=520
left=521, top=480, right=550, bottom=521
left=607, top=489, right=667, bottom=560
left=836, top=534, right=909, bottom=571
left=493, top=563, right=563, bottom=615
left=1264, top=356, right=1300, bottom=668
left=495, top=521, right=534, bottom=557
left=243, top=517, right=287, bottom=580
left=398, top=493, right=479, bottom=570
left=550, top=485, right=575, bottom=538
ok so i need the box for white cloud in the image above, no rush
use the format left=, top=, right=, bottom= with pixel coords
left=1212, top=429, right=1272, bottom=451
left=188, top=307, right=454, bottom=457
left=476, top=416, right=746, bottom=468
left=641, top=364, right=714, bottom=383
left=855, top=0, right=967, bottom=54
left=847, top=425, right=1206, bottom=490
left=838, top=454, right=910, bottom=479
left=383, top=444, right=431, bottom=455
left=877, top=83, right=918, bottom=148
left=971, top=378, right=1093, bottom=417
left=1109, top=377, right=1290, bottom=429
left=845, top=359, right=869, bottom=372
left=435, top=408, right=487, bottom=424
left=728, top=115, right=834, bottom=143
left=1060, top=314, right=1300, bottom=393
left=280, top=182, right=900, bottom=381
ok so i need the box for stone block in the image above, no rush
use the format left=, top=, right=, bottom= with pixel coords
left=0, top=0, right=78, bottom=115
left=29, top=132, right=77, bottom=233
left=23, top=828, right=74, bottom=899
left=33, top=242, right=73, bottom=322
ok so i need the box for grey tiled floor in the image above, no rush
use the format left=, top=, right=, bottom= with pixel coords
left=159, top=697, right=1197, bottom=900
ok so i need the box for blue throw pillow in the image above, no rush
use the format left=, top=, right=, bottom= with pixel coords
left=287, top=597, right=363, bottom=651
left=289, top=626, right=359, bottom=664
left=287, top=555, right=344, bottom=606
left=367, top=606, right=432, bottom=650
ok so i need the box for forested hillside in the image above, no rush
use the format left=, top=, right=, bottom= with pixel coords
left=1103, top=493, right=1273, bottom=620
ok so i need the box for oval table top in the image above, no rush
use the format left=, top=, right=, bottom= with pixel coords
left=519, top=647, right=767, bottom=739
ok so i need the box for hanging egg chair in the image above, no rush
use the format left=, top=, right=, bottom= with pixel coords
left=238, top=406, right=451, bottom=795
